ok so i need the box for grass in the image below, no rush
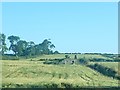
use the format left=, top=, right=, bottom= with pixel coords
left=2, top=58, right=119, bottom=88
left=89, top=62, right=119, bottom=72
left=28, top=54, right=112, bottom=60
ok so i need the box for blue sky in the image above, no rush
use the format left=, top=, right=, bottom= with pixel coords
left=2, top=2, right=118, bottom=53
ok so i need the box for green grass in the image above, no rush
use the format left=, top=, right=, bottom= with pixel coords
left=2, top=59, right=119, bottom=88
left=28, top=54, right=112, bottom=60
left=89, top=62, right=119, bottom=72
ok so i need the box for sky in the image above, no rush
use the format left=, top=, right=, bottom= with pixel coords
left=2, top=2, right=118, bottom=54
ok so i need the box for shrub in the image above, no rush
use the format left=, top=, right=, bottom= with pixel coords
left=54, top=51, right=60, bottom=54
left=65, top=55, right=70, bottom=59
left=79, top=58, right=89, bottom=65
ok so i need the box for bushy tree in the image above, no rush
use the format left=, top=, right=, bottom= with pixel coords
left=39, top=39, right=55, bottom=54
left=6, top=35, right=56, bottom=57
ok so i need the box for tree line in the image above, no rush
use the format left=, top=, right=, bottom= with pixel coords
left=0, top=33, right=59, bottom=57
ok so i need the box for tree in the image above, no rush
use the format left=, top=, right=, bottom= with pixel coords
left=50, top=44, right=55, bottom=49
left=8, top=35, right=20, bottom=55
left=41, top=39, right=55, bottom=54
left=17, top=40, right=28, bottom=56
left=41, top=39, right=51, bottom=53
left=6, top=35, right=56, bottom=57
left=8, top=35, right=20, bottom=45
left=9, top=44, right=18, bottom=55
left=26, top=41, right=35, bottom=56
left=0, top=33, right=8, bottom=55
left=34, top=44, right=43, bottom=55
left=28, top=41, right=35, bottom=47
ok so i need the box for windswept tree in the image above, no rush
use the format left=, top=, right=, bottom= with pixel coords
left=0, top=33, right=8, bottom=55
left=8, top=35, right=20, bottom=55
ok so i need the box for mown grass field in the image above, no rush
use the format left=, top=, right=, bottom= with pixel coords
left=1, top=54, right=119, bottom=88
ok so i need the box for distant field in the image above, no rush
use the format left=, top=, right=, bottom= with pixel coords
left=2, top=59, right=119, bottom=88
left=29, top=54, right=112, bottom=60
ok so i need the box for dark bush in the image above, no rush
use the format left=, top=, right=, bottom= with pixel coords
left=79, top=58, right=89, bottom=65
left=65, top=55, right=70, bottom=59
left=54, top=51, right=60, bottom=54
